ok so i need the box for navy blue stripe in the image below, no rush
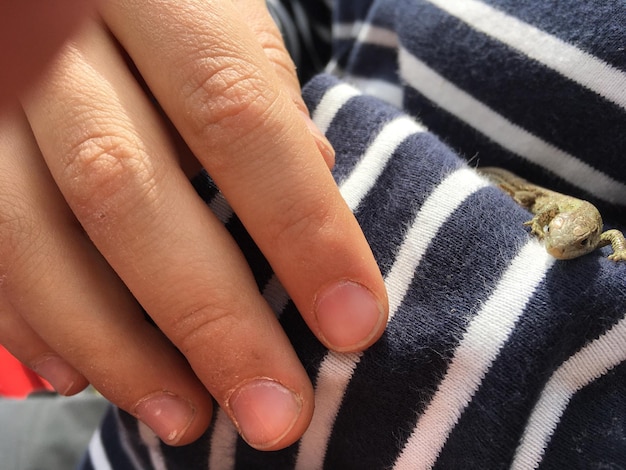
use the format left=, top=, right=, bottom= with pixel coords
left=315, top=73, right=468, bottom=275
left=539, top=361, right=626, bottom=470
left=344, top=43, right=399, bottom=83
left=234, top=438, right=298, bottom=469
left=402, top=86, right=626, bottom=218
left=334, top=0, right=384, bottom=25
left=332, top=38, right=356, bottom=70
left=160, top=440, right=211, bottom=470
left=395, top=0, right=626, bottom=181
left=302, top=73, right=337, bottom=117
left=225, top=215, right=275, bottom=291
left=191, top=169, right=220, bottom=203
left=483, top=0, right=626, bottom=70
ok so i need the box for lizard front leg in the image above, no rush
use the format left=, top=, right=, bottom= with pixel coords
left=599, top=229, right=626, bottom=261
left=523, top=203, right=559, bottom=239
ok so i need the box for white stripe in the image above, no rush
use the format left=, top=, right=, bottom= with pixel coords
left=208, top=409, right=238, bottom=470
left=333, top=21, right=399, bottom=49
left=424, top=0, right=626, bottom=110
left=332, top=21, right=364, bottom=41
left=311, top=83, right=361, bottom=134
left=393, top=241, right=554, bottom=470
left=262, top=274, right=290, bottom=317
left=512, top=315, right=626, bottom=469
left=344, top=76, right=404, bottom=108
left=294, top=351, right=362, bottom=470
left=138, top=422, right=167, bottom=470
left=355, top=23, right=399, bottom=49
left=87, top=429, right=113, bottom=470
left=340, top=116, right=425, bottom=210
left=324, top=57, right=340, bottom=76
left=295, top=167, right=489, bottom=469
left=399, top=49, right=626, bottom=205
left=209, top=192, right=234, bottom=225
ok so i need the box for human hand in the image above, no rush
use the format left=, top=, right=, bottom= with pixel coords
left=0, top=0, right=388, bottom=451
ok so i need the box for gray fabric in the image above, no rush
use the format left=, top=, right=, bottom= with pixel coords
left=0, top=390, right=108, bottom=470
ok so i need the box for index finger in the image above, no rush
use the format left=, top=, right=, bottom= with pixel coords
left=102, top=0, right=389, bottom=352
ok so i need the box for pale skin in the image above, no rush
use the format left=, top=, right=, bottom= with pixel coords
left=0, top=0, right=388, bottom=451
left=480, top=167, right=626, bottom=261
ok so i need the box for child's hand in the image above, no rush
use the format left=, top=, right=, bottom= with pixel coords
left=0, top=0, right=388, bottom=451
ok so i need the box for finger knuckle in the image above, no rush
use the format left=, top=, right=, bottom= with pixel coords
left=167, top=295, right=241, bottom=357
left=259, top=37, right=299, bottom=83
left=62, top=133, right=158, bottom=225
left=180, top=61, right=280, bottom=160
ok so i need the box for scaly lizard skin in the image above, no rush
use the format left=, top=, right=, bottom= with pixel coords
left=480, top=167, right=626, bottom=261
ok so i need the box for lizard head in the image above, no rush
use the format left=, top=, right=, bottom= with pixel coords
left=543, top=205, right=603, bottom=259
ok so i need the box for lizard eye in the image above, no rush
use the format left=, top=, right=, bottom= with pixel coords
left=580, top=237, right=589, bottom=247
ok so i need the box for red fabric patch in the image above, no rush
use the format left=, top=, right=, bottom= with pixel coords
left=0, top=345, right=53, bottom=398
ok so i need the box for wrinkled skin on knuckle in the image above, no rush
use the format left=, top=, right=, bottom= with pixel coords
left=180, top=60, right=280, bottom=162
left=172, top=304, right=270, bottom=394
left=61, top=132, right=160, bottom=229
left=256, top=31, right=300, bottom=95
left=165, top=294, right=243, bottom=363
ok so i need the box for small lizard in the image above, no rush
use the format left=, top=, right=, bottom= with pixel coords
left=479, top=167, right=626, bottom=261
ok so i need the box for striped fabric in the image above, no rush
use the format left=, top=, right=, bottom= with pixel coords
left=83, top=1, right=626, bottom=468
left=331, top=0, right=626, bottom=217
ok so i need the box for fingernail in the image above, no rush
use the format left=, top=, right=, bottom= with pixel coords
left=228, top=378, right=302, bottom=450
left=315, top=281, right=384, bottom=351
left=31, top=355, right=76, bottom=395
left=300, top=111, right=335, bottom=165
left=134, top=392, right=196, bottom=445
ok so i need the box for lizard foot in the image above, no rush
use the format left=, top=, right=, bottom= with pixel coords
left=524, top=219, right=545, bottom=239
left=601, top=229, right=626, bottom=262
left=607, top=251, right=626, bottom=262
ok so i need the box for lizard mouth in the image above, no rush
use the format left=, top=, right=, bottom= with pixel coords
left=546, top=246, right=587, bottom=260
left=546, top=246, right=572, bottom=260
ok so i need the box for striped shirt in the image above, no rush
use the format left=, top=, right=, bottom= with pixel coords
left=82, top=1, right=626, bottom=468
